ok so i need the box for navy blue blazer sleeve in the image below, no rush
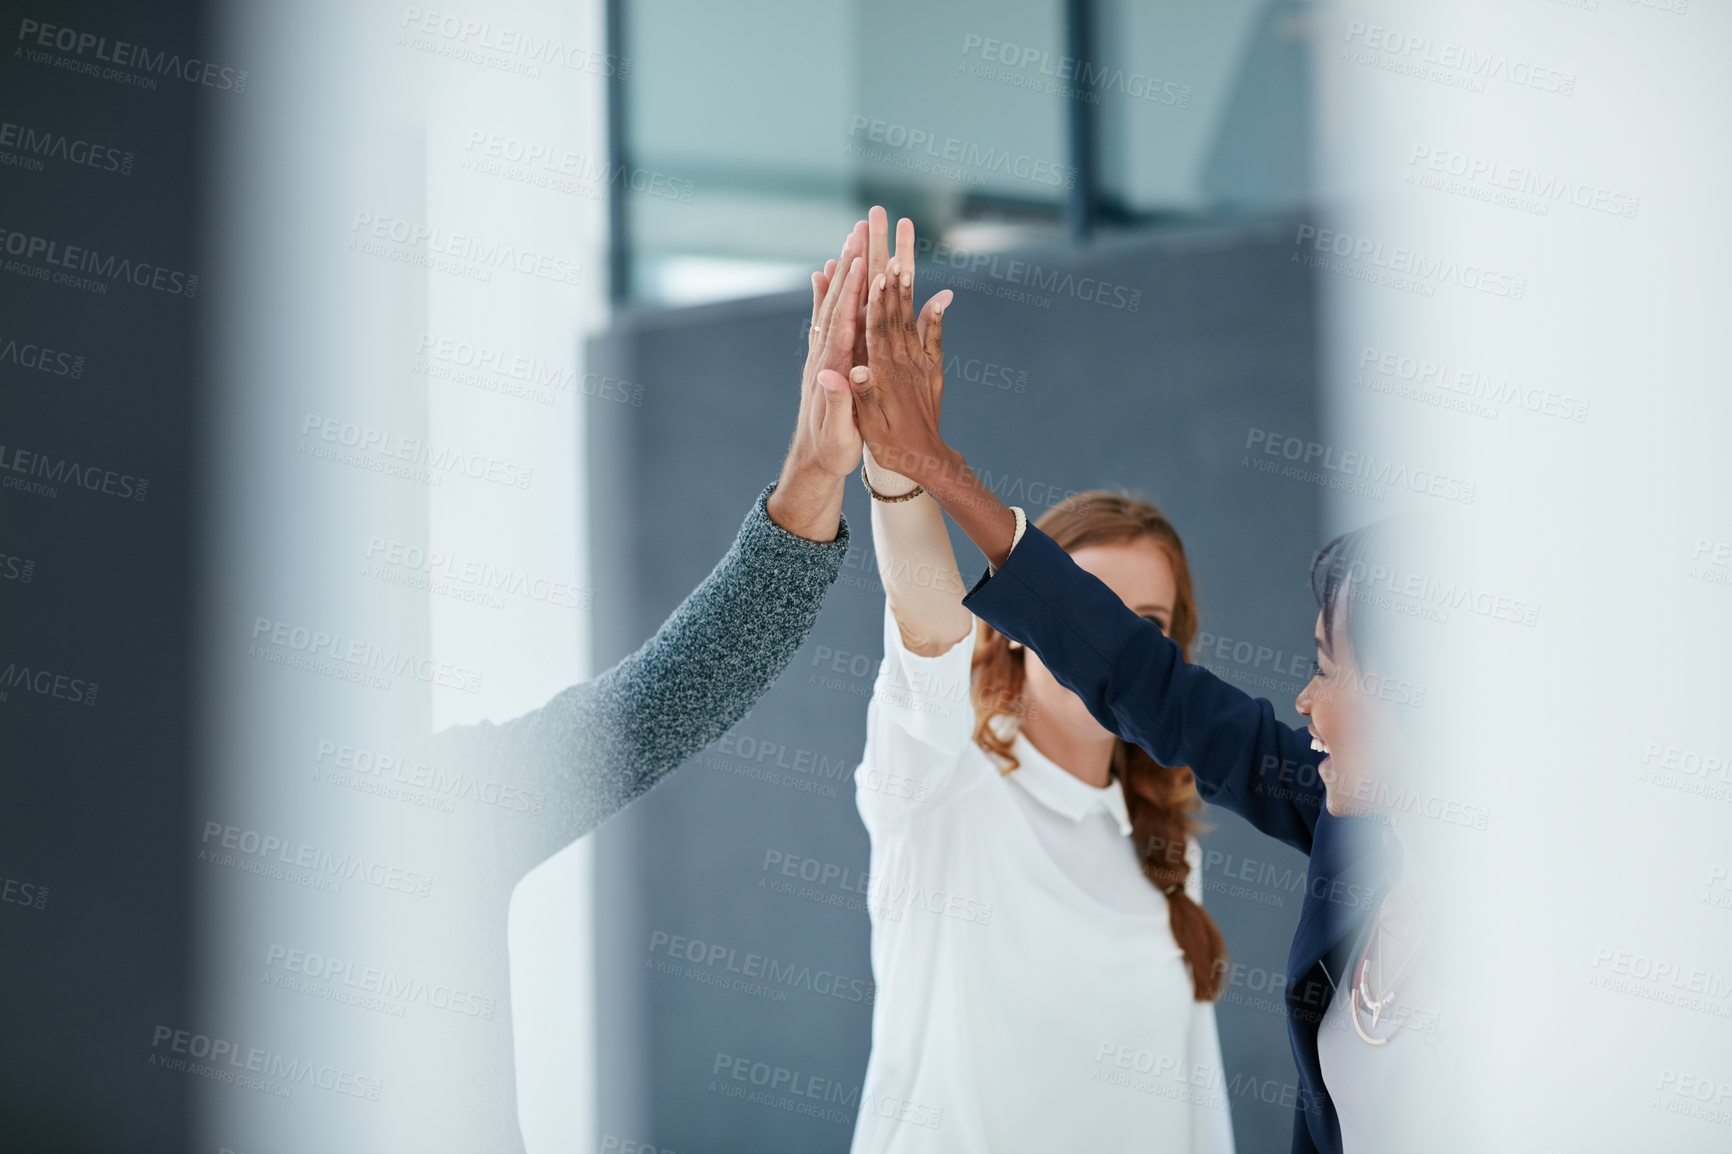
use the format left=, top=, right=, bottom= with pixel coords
left=963, top=524, right=1324, bottom=856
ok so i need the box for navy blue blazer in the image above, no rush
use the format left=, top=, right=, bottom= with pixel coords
left=964, top=525, right=1395, bottom=1154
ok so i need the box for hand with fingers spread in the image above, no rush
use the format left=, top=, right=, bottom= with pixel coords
left=767, top=219, right=870, bottom=540
left=841, top=207, right=1020, bottom=570
left=834, top=206, right=954, bottom=494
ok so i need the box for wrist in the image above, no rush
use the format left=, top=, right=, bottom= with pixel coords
left=862, top=448, right=920, bottom=498
left=872, top=441, right=956, bottom=490
left=908, top=445, right=969, bottom=501
left=767, top=461, right=846, bottom=541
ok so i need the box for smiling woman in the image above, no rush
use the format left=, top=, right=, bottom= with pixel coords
left=842, top=205, right=1439, bottom=1151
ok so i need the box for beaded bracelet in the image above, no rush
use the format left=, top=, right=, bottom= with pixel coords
left=860, top=462, right=924, bottom=503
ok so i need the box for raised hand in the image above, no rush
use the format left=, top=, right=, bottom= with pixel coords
left=837, top=219, right=952, bottom=488
left=766, top=221, right=869, bottom=540
left=798, top=220, right=869, bottom=474
left=850, top=210, right=953, bottom=491
left=838, top=209, right=1017, bottom=569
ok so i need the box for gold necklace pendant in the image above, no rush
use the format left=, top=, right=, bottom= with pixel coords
left=1351, top=956, right=1394, bottom=1045
left=1350, top=985, right=1391, bottom=1046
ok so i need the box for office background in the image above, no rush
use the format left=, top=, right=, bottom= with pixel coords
left=2, top=1, right=1317, bottom=1151
left=605, top=2, right=1321, bottom=1149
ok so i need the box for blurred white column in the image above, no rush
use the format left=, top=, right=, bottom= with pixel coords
left=200, top=1, right=609, bottom=1151
left=1311, top=0, right=1732, bottom=1148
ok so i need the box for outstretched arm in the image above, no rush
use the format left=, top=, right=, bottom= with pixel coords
left=859, top=209, right=966, bottom=656
left=435, top=223, right=873, bottom=882
left=434, top=483, right=852, bottom=881
left=843, top=213, right=1322, bottom=852
left=961, top=526, right=1322, bottom=854
left=850, top=210, right=977, bottom=830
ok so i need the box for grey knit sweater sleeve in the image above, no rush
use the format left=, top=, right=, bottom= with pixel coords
left=433, top=482, right=849, bottom=882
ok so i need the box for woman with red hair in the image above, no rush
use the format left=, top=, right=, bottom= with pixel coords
left=847, top=211, right=1235, bottom=1154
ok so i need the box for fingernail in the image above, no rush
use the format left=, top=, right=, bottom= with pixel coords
left=850, top=366, right=870, bottom=382
left=874, top=275, right=886, bottom=291
left=901, top=270, right=912, bottom=289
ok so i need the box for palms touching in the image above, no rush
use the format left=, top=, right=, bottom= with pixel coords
left=821, top=207, right=953, bottom=486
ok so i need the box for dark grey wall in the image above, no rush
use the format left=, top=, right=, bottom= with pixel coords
left=0, top=1, right=205, bottom=1150
left=587, top=216, right=1323, bottom=1153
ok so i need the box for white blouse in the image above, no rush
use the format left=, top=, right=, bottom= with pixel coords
left=850, top=605, right=1236, bottom=1154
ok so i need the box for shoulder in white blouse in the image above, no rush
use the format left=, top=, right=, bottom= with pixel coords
left=851, top=602, right=1235, bottom=1154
